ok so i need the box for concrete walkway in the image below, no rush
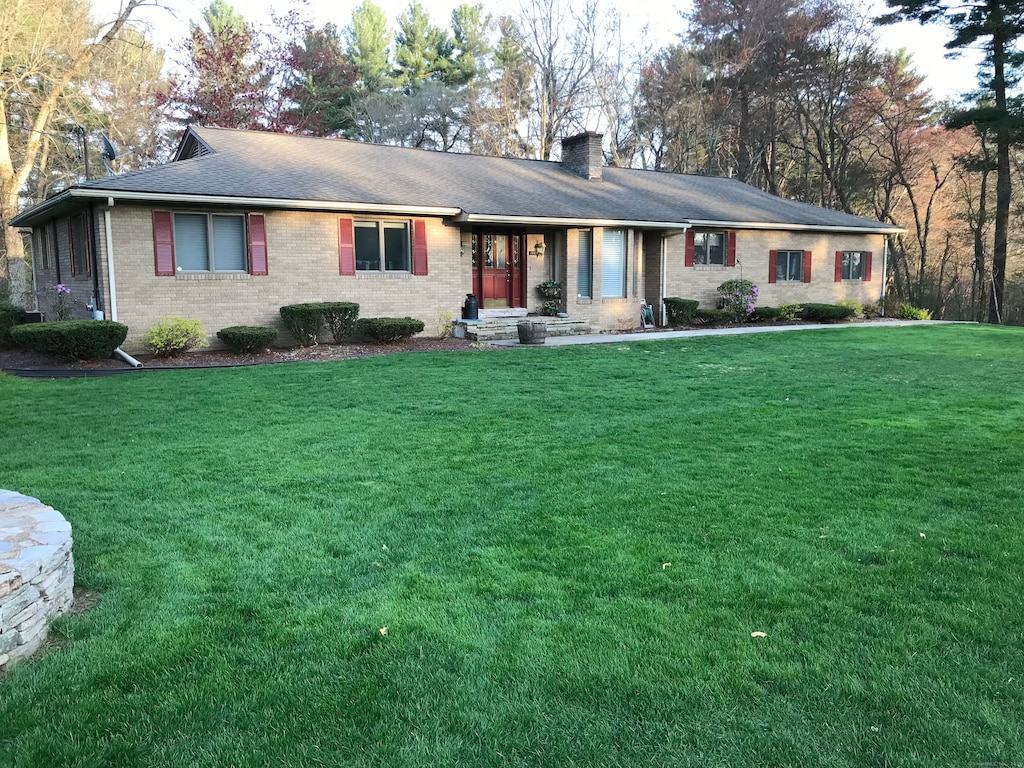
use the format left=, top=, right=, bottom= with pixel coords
left=490, top=319, right=959, bottom=347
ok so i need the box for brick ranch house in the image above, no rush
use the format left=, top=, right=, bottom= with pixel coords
left=11, top=126, right=901, bottom=350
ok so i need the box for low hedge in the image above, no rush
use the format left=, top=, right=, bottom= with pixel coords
left=320, top=302, right=360, bottom=343
left=798, top=303, right=857, bottom=322
left=0, top=302, right=25, bottom=349
left=280, top=301, right=361, bottom=345
left=217, top=326, right=278, bottom=354
left=664, top=298, right=699, bottom=327
left=691, top=308, right=731, bottom=326
left=10, top=320, right=128, bottom=360
left=354, top=317, right=425, bottom=343
left=749, top=306, right=782, bottom=322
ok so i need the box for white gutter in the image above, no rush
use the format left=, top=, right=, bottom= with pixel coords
left=11, top=188, right=462, bottom=226
left=104, top=198, right=117, bottom=321
left=684, top=219, right=905, bottom=235
left=454, top=212, right=692, bottom=229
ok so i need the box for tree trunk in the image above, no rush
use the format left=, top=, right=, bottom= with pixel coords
left=989, top=7, right=1010, bottom=324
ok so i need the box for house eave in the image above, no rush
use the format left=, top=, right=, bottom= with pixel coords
left=453, top=212, right=691, bottom=229
left=685, top=219, right=905, bottom=235
left=10, top=188, right=463, bottom=227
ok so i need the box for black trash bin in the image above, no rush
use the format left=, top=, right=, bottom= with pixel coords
left=462, top=293, right=479, bottom=320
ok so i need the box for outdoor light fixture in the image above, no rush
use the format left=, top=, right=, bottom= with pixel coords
left=532, top=241, right=546, bottom=257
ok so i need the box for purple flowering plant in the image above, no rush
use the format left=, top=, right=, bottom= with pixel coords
left=717, top=279, right=759, bottom=323
left=53, top=283, right=73, bottom=321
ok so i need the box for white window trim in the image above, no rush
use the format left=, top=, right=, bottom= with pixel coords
left=776, top=249, right=804, bottom=282
left=173, top=211, right=249, bottom=274
left=355, top=219, right=412, bottom=273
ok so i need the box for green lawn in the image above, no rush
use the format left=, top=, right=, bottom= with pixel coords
left=1, top=325, right=1022, bottom=767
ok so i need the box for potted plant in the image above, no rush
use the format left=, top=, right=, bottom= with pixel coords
left=536, top=280, right=562, bottom=299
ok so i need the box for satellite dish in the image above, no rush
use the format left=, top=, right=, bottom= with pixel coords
left=99, top=133, right=134, bottom=176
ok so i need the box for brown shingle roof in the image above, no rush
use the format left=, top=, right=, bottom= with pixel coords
left=13, top=126, right=900, bottom=233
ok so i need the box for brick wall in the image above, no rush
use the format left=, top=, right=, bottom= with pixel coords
left=663, top=229, right=887, bottom=310
left=105, top=205, right=469, bottom=351
left=31, top=210, right=107, bottom=321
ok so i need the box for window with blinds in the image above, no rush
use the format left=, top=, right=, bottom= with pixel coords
left=577, top=230, right=593, bottom=298
left=601, top=229, right=626, bottom=298
left=174, top=213, right=247, bottom=272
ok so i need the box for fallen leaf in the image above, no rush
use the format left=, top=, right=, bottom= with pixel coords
left=379, top=627, right=388, bottom=636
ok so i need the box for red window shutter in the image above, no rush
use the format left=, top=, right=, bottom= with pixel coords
left=835, top=251, right=843, bottom=282
left=768, top=250, right=777, bottom=284
left=684, top=230, right=695, bottom=267
left=727, top=231, right=737, bottom=267
left=803, top=250, right=812, bottom=283
left=863, top=251, right=873, bottom=281
left=412, top=219, right=428, bottom=276
left=153, top=210, right=175, bottom=276
left=248, top=213, right=268, bottom=275
left=339, top=217, right=355, bottom=275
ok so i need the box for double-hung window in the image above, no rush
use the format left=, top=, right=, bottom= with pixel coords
left=841, top=251, right=865, bottom=280
left=776, top=250, right=804, bottom=282
left=174, top=213, right=247, bottom=272
left=694, top=232, right=725, bottom=266
left=355, top=221, right=410, bottom=272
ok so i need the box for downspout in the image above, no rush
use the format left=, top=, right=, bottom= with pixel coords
left=88, top=202, right=103, bottom=319
left=104, top=198, right=117, bottom=321
left=100, top=197, right=140, bottom=367
left=880, top=237, right=889, bottom=318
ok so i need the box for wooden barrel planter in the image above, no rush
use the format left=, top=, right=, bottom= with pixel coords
left=517, top=321, right=547, bottom=345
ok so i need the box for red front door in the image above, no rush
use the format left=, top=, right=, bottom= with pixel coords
left=474, top=233, right=526, bottom=308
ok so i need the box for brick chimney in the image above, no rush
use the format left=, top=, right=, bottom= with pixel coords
left=560, top=132, right=604, bottom=181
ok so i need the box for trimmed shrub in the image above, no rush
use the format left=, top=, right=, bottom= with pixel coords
left=0, top=302, right=25, bottom=349
left=280, top=303, right=325, bottom=346
left=354, top=317, right=425, bottom=342
left=217, top=326, right=278, bottom=354
left=143, top=316, right=208, bottom=358
left=691, top=308, right=731, bottom=326
left=896, top=302, right=932, bottom=320
left=664, top=298, right=699, bottom=326
left=837, top=298, right=864, bottom=318
left=10, top=320, right=128, bottom=360
left=778, top=303, right=803, bottom=321
left=320, top=302, right=360, bottom=343
left=799, top=303, right=857, bottom=322
left=750, top=306, right=781, bottom=322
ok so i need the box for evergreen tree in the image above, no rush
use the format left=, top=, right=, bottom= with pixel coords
left=881, top=0, right=1024, bottom=322
left=346, top=0, right=392, bottom=93
left=278, top=23, right=358, bottom=136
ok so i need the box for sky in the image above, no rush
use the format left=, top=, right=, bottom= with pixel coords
left=97, top=0, right=985, bottom=102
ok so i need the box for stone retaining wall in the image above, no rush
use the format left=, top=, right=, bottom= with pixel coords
left=0, top=490, right=74, bottom=671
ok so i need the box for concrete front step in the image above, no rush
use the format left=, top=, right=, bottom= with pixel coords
left=455, top=316, right=591, bottom=341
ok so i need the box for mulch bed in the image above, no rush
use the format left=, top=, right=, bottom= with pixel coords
left=0, top=337, right=494, bottom=374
